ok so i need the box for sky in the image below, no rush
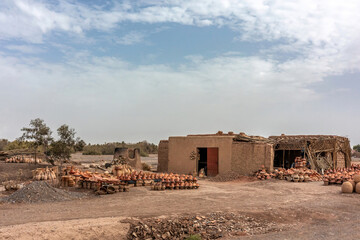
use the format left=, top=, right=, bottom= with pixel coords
left=0, top=0, right=360, bottom=145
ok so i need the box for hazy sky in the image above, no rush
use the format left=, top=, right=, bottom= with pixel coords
left=1, top=0, right=360, bottom=145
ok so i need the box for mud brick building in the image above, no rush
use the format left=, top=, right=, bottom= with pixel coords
left=158, top=132, right=351, bottom=176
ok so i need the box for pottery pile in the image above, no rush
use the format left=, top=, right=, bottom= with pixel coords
left=5, top=156, right=41, bottom=163
left=341, top=174, right=360, bottom=194
left=254, top=165, right=322, bottom=182
left=323, top=165, right=360, bottom=185
left=151, top=173, right=199, bottom=191
left=61, top=166, right=120, bottom=189
left=112, top=164, right=134, bottom=176
left=60, top=165, right=200, bottom=193
left=2, top=180, right=22, bottom=191
left=32, top=167, right=57, bottom=181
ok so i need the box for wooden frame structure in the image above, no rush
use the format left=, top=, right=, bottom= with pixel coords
left=269, top=135, right=351, bottom=170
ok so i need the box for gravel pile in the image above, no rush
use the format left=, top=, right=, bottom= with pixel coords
left=125, top=212, right=280, bottom=239
left=1, top=181, right=85, bottom=203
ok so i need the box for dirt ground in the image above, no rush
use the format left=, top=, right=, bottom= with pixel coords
left=1, top=176, right=360, bottom=239
left=1, top=157, right=360, bottom=239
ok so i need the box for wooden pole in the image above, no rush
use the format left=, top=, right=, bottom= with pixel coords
left=282, top=150, right=285, bottom=168
left=333, top=139, right=337, bottom=170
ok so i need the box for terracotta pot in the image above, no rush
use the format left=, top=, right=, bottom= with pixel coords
left=356, top=182, right=360, bottom=194
left=341, top=181, right=353, bottom=193
left=292, top=174, right=299, bottom=182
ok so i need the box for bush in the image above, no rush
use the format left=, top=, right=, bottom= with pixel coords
left=142, top=163, right=152, bottom=171
left=82, top=141, right=158, bottom=156
left=186, top=235, right=201, bottom=240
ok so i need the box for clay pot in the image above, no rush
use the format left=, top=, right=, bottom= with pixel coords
left=292, top=174, right=299, bottom=182
left=353, top=174, right=360, bottom=183
left=356, top=183, right=360, bottom=194
left=299, top=175, right=304, bottom=182
left=348, top=180, right=356, bottom=189
left=341, top=181, right=353, bottom=193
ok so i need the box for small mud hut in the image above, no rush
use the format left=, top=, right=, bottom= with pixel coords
left=269, top=135, right=351, bottom=170
left=158, top=132, right=273, bottom=176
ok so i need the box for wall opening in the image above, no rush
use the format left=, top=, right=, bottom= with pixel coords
left=274, top=150, right=302, bottom=169
left=198, top=147, right=219, bottom=176
left=198, top=148, right=207, bottom=175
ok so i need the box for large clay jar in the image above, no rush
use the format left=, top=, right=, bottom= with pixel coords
left=353, top=174, right=360, bottom=183
left=341, top=181, right=353, bottom=193
left=348, top=180, right=356, bottom=189
left=356, top=182, right=360, bottom=194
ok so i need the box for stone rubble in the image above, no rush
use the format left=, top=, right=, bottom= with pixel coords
left=125, top=211, right=280, bottom=240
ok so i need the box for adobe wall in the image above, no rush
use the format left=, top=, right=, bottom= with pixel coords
left=336, top=151, right=345, bottom=168
left=157, top=140, right=169, bottom=172
left=231, top=142, right=274, bottom=175
left=167, top=136, right=234, bottom=175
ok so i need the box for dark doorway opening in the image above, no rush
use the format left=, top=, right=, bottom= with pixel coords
left=198, top=148, right=207, bottom=175
left=274, top=150, right=302, bottom=169
left=197, top=147, right=219, bottom=176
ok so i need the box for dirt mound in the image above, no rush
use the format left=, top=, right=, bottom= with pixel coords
left=1, top=181, right=85, bottom=203
left=125, top=212, right=280, bottom=239
left=209, top=171, right=257, bottom=182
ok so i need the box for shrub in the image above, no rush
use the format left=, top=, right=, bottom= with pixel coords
left=142, top=163, right=152, bottom=171
left=185, top=235, right=202, bottom=240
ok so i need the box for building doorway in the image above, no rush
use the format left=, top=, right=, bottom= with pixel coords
left=197, top=147, right=219, bottom=176
left=274, top=150, right=302, bottom=169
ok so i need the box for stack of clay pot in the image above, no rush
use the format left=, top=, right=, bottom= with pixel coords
left=341, top=174, right=360, bottom=194
left=6, top=156, right=41, bottom=163
left=254, top=166, right=274, bottom=180
left=152, top=173, right=199, bottom=191
left=112, top=164, right=133, bottom=177
left=33, top=167, right=57, bottom=181
left=3, top=180, right=21, bottom=191
left=294, top=157, right=307, bottom=168
left=62, top=166, right=120, bottom=189
left=61, top=175, right=76, bottom=187
left=255, top=165, right=322, bottom=182
left=323, top=166, right=360, bottom=185
left=276, top=168, right=322, bottom=182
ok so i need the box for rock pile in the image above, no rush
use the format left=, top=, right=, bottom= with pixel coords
left=125, top=212, right=279, bottom=240
left=1, top=181, right=85, bottom=203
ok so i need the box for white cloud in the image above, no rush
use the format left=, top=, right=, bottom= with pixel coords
left=116, top=31, right=146, bottom=45
left=0, top=1, right=360, bottom=143
left=0, top=51, right=347, bottom=143
left=5, top=44, right=44, bottom=54
left=1, top=0, right=359, bottom=74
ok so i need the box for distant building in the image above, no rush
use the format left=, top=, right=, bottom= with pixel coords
left=158, top=132, right=351, bottom=176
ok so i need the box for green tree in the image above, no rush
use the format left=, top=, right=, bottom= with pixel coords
left=48, top=124, right=78, bottom=163
left=353, top=144, right=360, bottom=152
left=4, top=140, right=32, bottom=151
left=19, top=118, right=53, bottom=162
left=0, top=139, right=9, bottom=151
left=74, top=137, right=86, bottom=152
